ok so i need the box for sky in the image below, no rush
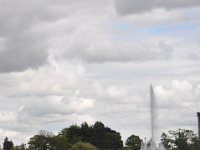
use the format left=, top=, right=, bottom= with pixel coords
left=1, top=0, right=200, bottom=145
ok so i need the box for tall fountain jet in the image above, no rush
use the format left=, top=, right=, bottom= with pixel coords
left=150, top=85, right=155, bottom=142
left=140, top=85, right=165, bottom=150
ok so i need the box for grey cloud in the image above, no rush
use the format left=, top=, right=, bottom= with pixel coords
left=0, top=34, right=47, bottom=72
left=158, top=41, right=174, bottom=59
left=188, top=52, right=200, bottom=60
left=115, top=0, right=200, bottom=15
left=63, top=31, right=174, bottom=62
left=0, top=0, right=67, bottom=72
left=18, top=96, right=95, bottom=119
left=0, top=0, right=114, bottom=72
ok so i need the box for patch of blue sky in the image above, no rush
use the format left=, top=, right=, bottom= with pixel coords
left=111, top=21, right=200, bottom=35
left=141, top=23, right=200, bottom=34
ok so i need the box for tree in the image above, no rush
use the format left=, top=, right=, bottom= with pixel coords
left=28, top=121, right=123, bottom=150
left=105, top=132, right=123, bottom=150
left=28, top=130, right=56, bottom=150
left=161, top=129, right=198, bottom=150
left=60, top=121, right=123, bottom=150
left=161, top=132, right=173, bottom=150
left=93, top=121, right=106, bottom=149
left=14, top=143, right=26, bottom=150
left=62, top=125, right=82, bottom=145
left=80, top=122, right=94, bottom=143
left=70, top=141, right=97, bottom=150
left=3, top=137, right=13, bottom=150
left=124, top=134, right=142, bottom=150
left=52, top=134, right=71, bottom=150
left=93, top=121, right=123, bottom=150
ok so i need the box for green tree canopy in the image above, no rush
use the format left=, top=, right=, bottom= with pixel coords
left=3, top=137, right=13, bottom=150
left=60, top=121, right=123, bottom=150
left=124, top=134, right=142, bottom=150
left=28, top=130, right=56, bottom=150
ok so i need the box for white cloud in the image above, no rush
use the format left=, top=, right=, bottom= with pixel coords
left=0, top=129, right=18, bottom=138
left=152, top=80, right=200, bottom=139
left=155, top=80, right=196, bottom=109
left=0, top=60, right=96, bottom=136
left=107, top=86, right=128, bottom=98
left=0, top=112, right=17, bottom=123
left=67, top=97, right=95, bottom=113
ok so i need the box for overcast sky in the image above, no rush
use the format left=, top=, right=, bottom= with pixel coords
left=1, top=0, right=200, bottom=145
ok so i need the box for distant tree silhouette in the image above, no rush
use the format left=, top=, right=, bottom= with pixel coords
left=3, top=137, right=13, bottom=150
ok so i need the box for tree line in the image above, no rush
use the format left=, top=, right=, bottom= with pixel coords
left=1, top=121, right=200, bottom=150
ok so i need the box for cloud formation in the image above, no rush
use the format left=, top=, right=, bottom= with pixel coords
left=0, top=0, right=200, bottom=145
left=0, top=0, right=199, bottom=73
left=115, top=0, right=200, bottom=14
left=0, top=0, right=53, bottom=72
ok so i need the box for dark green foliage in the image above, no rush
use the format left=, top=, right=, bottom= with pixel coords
left=105, top=132, right=123, bottom=150
left=81, top=122, right=95, bottom=144
left=62, top=124, right=82, bottom=145
left=61, top=121, right=123, bottom=150
left=125, top=134, right=142, bottom=150
left=93, top=121, right=123, bottom=149
left=3, top=137, right=13, bottom=150
left=93, top=121, right=106, bottom=149
left=26, top=121, right=123, bottom=150
left=52, top=135, right=71, bottom=150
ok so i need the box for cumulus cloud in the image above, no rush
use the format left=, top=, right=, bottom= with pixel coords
left=115, top=0, right=200, bottom=15
left=0, top=60, right=96, bottom=134
left=59, top=19, right=174, bottom=62
left=0, top=0, right=109, bottom=72
left=0, top=0, right=115, bottom=72
left=107, top=86, right=128, bottom=98
left=155, top=80, right=196, bottom=109
left=0, top=0, right=200, bottom=145
left=0, top=60, right=200, bottom=143
left=0, top=0, right=198, bottom=73
left=152, top=80, right=200, bottom=136
left=18, top=96, right=95, bottom=123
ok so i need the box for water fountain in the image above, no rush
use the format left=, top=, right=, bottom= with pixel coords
left=140, top=85, right=165, bottom=150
